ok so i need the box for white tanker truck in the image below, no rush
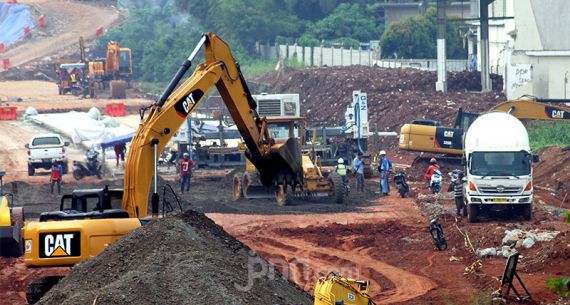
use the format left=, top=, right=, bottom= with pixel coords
left=464, top=112, right=539, bottom=222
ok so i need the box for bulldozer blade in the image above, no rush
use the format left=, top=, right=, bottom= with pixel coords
left=256, top=137, right=303, bottom=187
left=243, top=185, right=275, bottom=199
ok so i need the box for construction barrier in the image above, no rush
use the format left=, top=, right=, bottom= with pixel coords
left=0, top=107, right=17, bottom=120
left=105, top=102, right=126, bottom=117
left=38, top=15, right=46, bottom=27
left=0, top=43, right=4, bottom=54
left=2, top=58, right=11, bottom=70
left=95, top=26, right=104, bottom=38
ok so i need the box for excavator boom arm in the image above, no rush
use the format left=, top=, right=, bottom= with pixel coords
left=122, top=33, right=300, bottom=217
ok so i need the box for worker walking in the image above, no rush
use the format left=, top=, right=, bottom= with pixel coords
left=113, top=143, right=126, bottom=167
left=179, top=152, right=194, bottom=194
left=352, top=152, right=364, bottom=192
left=378, top=150, right=392, bottom=196
left=50, top=159, right=63, bottom=195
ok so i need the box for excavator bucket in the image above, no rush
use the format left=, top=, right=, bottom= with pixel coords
left=257, top=137, right=303, bottom=187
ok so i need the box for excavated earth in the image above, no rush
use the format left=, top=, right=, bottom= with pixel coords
left=38, top=208, right=313, bottom=305
left=253, top=66, right=505, bottom=150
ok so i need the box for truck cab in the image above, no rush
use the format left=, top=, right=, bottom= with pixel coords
left=464, top=112, right=538, bottom=222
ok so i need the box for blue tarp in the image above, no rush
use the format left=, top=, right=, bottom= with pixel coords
left=0, top=3, right=35, bottom=46
left=100, top=132, right=135, bottom=149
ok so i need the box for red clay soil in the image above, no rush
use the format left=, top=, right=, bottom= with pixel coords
left=0, top=257, right=68, bottom=305
left=534, top=147, right=570, bottom=194
left=253, top=66, right=505, bottom=150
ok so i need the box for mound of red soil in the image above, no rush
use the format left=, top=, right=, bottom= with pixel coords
left=534, top=147, right=570, bottom=192
left=524, top=231, right=570, bottom=274
left=38, top=209, right=312, bottom=305
left=253, top=66, right=505, bottom=151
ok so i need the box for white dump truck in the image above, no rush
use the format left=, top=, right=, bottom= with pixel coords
left=464, top=112, right=539, bottom=222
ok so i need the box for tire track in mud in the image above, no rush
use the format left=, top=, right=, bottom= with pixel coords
left=243, top=230, right=436, bottom=304
left=209, top=197, right=437, bottom=304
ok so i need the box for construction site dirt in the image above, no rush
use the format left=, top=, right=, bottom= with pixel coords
left=0, top=63, right=569, bottom=304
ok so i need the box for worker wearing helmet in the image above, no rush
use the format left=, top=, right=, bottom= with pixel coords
left=50, top=159, right=63, bottom=195
left=424, top=157, right=440, bottom=184
left=335, top=158, right=348, bottom=185
left=179, top=152, right=194, bottom=194
left=378, top=150, right=392, bottom=196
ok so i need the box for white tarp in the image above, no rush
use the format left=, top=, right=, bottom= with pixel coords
left=28, top=111, right=135, bottom=149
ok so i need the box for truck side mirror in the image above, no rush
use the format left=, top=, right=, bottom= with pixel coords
left=24, top=144, right=29, bottom=149
left=64, top=141, right=70, bottom=147
left=532, top=154, right=540, bottom=163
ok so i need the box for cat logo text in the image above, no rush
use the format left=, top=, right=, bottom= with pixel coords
left=39, top=232, right=81, bottom=258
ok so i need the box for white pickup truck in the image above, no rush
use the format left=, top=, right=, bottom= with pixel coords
left=25, top=134, right=70, bottom=176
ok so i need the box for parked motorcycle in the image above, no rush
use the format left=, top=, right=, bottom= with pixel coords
left=73, top=150, right=102, bottom=180
left=429, top=218, right=447, bottom=250
left=393, top=171, right=409, bottom=198
left=430, top=169, right=443, bottom=194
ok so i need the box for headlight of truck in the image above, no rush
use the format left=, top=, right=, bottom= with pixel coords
left=471, top=197, right=482, bottom=203
left=519, top=197, right=531, bottom=203
left=25, top=239, right=32, bottom=253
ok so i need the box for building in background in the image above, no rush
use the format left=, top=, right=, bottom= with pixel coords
left=471, top=0, right=570, bottom=99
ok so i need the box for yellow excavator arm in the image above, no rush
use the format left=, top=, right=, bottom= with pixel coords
left=123, top=33, right=302, bottom=218
left=490, top=97, right=570, bottom=120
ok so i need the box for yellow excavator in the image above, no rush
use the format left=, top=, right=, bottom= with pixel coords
left=19, top=33, right=360, bottom=304
left=399, top=97, right=570, bottom=168
left=314, top=273, right=376, bottom=305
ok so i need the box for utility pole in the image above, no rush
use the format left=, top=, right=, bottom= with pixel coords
left=480, top=0, right=493, bottom=91
left=436, top=0, right=447, bottom=92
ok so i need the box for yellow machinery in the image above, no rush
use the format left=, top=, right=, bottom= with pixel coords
left=232, top=116, right=346, bottom=205
left=0, top=171, right=24, bottom=258
left=22, top=32, right=302, bottom=268
left=399, top=97, right=570, bottom=167
left=314, top=272, right=375, bottom=305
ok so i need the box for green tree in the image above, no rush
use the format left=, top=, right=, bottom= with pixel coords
left=380, top=7, right=465, bottom=59
left=308, top=3, right=381, bottom=42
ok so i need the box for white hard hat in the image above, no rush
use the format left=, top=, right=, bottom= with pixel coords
left=183, top=152, right=189, bottom=157
left=380, top=150, right=386, bottom=155
left=338, top=158, right=344, bottom=164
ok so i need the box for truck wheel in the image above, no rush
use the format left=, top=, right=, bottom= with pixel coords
left=521, top=204, right=532, bottom=220
left=468, top=204, right=478, bottom=223
left=275, top=184, right=292, bottom=206
left=232, top=173, right=243, bottom=201
left=329, top=172, right=345, bottom=204
left=27, top=165, right=35, bottom=176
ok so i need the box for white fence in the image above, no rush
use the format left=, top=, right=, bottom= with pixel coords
left=373, top=59, right=468, bottom=72
left=257, top=43, right=469, bottom=72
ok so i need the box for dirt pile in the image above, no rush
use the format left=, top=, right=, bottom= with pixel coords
left=38, top=209, right=313, bottom=305
left=524, top=231, right=570, bottom=273
left=534, top=147, right=570, bottom=192
left=253, top=66, right=505, bottom=150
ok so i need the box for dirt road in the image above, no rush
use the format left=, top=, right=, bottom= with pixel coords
left=209, top=196, right=439, bottom=304
left=0, top=120, right=85, bottom=183
left=1, top=0, right=120, bottom=69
